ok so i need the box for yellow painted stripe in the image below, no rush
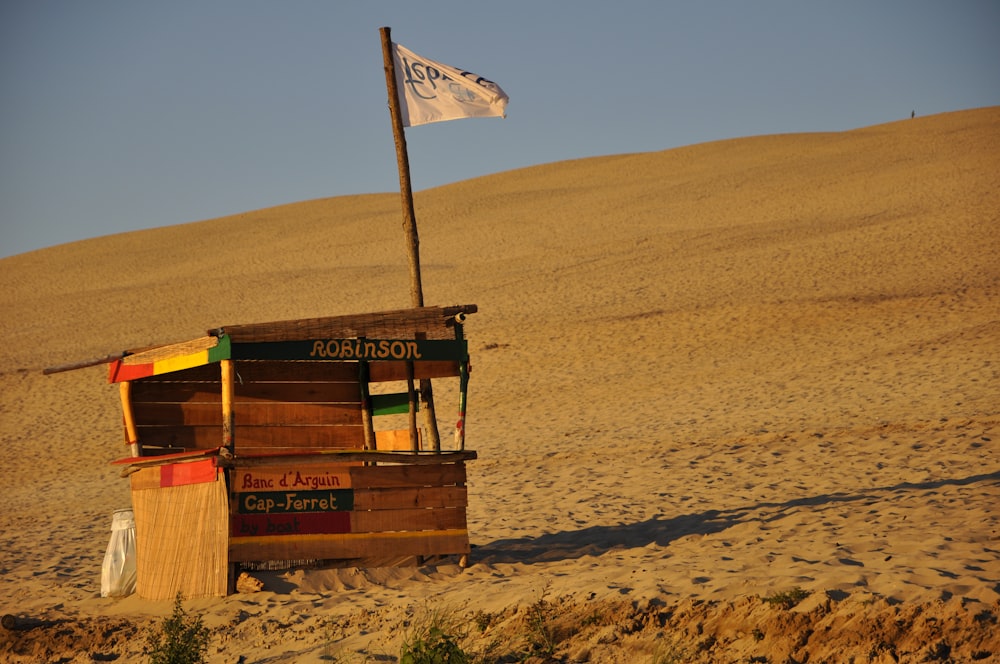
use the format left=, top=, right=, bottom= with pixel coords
left=229, top=528, right=468, bottom=547
left=155, top=349, right=209, bottom=375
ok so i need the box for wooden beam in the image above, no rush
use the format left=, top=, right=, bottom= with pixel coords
left=220, top=359, right=235, bottom=453
left=119, top=381, right=140, bottom=456
left=230, top=450, right=476, bottom=468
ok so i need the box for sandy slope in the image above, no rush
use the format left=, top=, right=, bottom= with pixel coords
left=1, top=107, right=998, bottom=662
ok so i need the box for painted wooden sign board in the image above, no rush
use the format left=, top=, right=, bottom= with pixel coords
left=229, top=461, right=469, bottom=562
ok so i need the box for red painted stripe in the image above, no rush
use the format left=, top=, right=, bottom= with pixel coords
left=159, top=459, right=219, bottom=487
left=108, top=359, right=155, bottom=383
left=230, top=512, right=352, bottom=537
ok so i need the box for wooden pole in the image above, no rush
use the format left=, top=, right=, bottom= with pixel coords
left=359, top=361, right=376, bottom=451
left=380, top=26, right=424, bottom=309
left=406, top=360, right=418, bottom=451
left=380, top=26, right=442, bottom=450
left=119, top=381, right=140, bottom=457
left=43, top=351, right=128, bottom=375
left=220, top=359, right=235, bottom=454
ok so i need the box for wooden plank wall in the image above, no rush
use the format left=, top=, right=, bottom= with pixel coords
left=228, top=461, right=469, bottom=562
left=129, top=360, right=462, bottom=455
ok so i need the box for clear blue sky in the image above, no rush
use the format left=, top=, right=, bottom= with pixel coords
left=2, top=1, right=998, bottom=258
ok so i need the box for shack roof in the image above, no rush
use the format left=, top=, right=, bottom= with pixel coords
left=43, top=304, right=477, bottom=378
left=209, top=304, right=477, bottom=343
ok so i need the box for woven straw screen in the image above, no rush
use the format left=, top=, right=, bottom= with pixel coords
left=131, top=470, right=229, bottom=600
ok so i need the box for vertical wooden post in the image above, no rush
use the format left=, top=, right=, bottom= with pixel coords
left=454, top=319, right=469, bottom=451
left=418, top=337, right=441, bottom=451
left=457, top=360, right=469, bottom=451
left=380, top=26, right=424, bottom=309
left=119, top=381, right=139, bottom=457
left=359, top=361, right=376, bottom=450
left=220, top=359, right=235, bottom=454
left=380, top=26, right=442, bottom=450
left=406, top=361, right=419, bottom=451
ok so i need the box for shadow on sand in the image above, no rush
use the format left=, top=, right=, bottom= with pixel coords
left=472, top=470, right=1000, bottom=565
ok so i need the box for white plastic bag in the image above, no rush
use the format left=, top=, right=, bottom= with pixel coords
left=100, top=508, right=136, bottom=597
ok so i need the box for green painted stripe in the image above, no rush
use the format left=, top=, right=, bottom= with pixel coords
left=207, top=334, right=231, bottom=363
left=372, top=392, right=416, bottom=416
left=238, top=488, right=355, bottom=514
left=232, top=338, right=468, bottom=362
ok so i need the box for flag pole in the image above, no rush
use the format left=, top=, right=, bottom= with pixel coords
left=379, top=26, right=441, bottom=451
left=379, top=26, right=423, bottom=308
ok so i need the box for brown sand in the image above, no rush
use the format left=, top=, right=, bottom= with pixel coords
left=1, top=107, right=998, bottom=662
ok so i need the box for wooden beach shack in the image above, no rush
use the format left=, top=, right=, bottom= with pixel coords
left=95, top=304, right=477, bottom=600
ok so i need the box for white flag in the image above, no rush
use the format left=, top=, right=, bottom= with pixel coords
left=392, top=42, right=509, bottom=128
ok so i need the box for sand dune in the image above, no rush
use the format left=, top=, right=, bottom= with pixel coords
left=1, top=107, right=998, bottom=662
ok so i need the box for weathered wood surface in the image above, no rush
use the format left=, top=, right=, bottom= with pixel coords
left=120, top=335, right=220, bottom=365
left=228, top=450, right=476, bottom=467
left=132, top=402, right=361, bottom=426
left=228, top=457, right=470, bottom=562
left=132, top=380, right=362, bottom=404
left=229, top=529, right=469, bottom=562
left=42, top=351, right=128, bottom=375
left=134, top=424, right=367, bottom=451
left=211, top=305, right=477, bottom=343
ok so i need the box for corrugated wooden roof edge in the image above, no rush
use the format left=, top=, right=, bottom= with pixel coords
left=208, top=304, right=478, bottom=343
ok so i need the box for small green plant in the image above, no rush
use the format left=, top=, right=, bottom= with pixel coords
left=145, top=592, right=211, bottom=664
left=650, top=641, right=688, bottom=664
left=524, top=596, right=557, bottom=658
left=399, top=608, right=471, bottom=664
left=472, top=609, right=494, bottom=633
left=580, top=609, right=603, bottom=628
left=762, top=587, right=810, bottom=610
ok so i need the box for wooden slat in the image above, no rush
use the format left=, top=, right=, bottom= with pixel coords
left=353, top=486, right=467, bottom=510
left=111, top=447, right=222, bottom=466
left=232, top=512, right=352, bottom=538
left=133, top=402, right=362, bottom=427
left=369, top=360, right=463, bottom=381
left=351, top=507, right=466, bottom=533
left=228, top=529, right=470, bottom=562
left=133, top=402, right=222, bottom=426
left=228, top=425, right=367, bottom=449
left=136, top=424, right=366, bottom=450
left=374, top=429, right=420, bottom=451
left=131, top=360, right=361, bottom=384
left=237, top=403, right=363, bottom=426
left=350, top=462, right=466, bottom=489
left=133, top=426, right=219, bottom=450
left=232, top=361, right=361, bottom=382
left=238, top=382, right=362, bottom=403
left=132, top=381, right=361, bottom=403
left=235, top=446, right=365, bottom=457
left=230, top=451, right=476, bottom=467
